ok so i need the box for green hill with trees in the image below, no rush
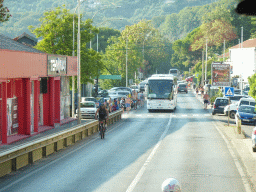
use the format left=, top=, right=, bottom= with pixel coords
left=0, top=0, right=213, bottom=38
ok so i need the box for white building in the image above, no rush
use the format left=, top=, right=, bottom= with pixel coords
left=227, top=38, right=256, bottom=83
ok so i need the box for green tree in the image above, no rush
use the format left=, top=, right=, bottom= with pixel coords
left=0, top=0, right=11, bottom=22
left=248, top=74, right=256, bottom=100
left=29, top=6, right=104, bottom=84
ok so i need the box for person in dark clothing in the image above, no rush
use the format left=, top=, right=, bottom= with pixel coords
left=95, top=103, right=109, bottom=129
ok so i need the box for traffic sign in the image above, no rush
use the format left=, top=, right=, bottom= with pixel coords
left=224, top=87, right=234, bottom=97
left=98, top=75, right=121, bottom=80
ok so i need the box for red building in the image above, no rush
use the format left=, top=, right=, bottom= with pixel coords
left=0, top=34, right=77, bottom=144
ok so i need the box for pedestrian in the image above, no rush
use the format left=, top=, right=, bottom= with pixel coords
left=120, top=97, right=125, bottom=113
left=132, top=90, right=138, bottom=109
left=125, top=95, right=131, bottom=113
left=201, top=87, right=204, bottom=98
left=196, top=87, right=199, bottom=97
left=203, top=91, right=210, bottom=109
left=108, top=98, right=112, bottom=113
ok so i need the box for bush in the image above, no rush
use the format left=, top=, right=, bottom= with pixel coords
left=210, top=89, right=223, bottom=104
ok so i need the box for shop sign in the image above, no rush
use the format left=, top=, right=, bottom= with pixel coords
left=48, top=56, right=67, bottom=75
left=211, top=62, right=230, bottom=86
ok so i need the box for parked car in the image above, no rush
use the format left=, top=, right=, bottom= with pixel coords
left=252, top=127, right=256, bottom=152
left=212, top=97, right=229, bottom=115
left=224, top=97, right=255, bottom=119
left=76, top=101, right=97, bottom=119
left=185, top=76, right=193, bottom=82
left=109, top=87, right=132, bottom=94
left=235, top=105, right=256, bottom=126
left=130, top=85, right=139, bottom=92
left=81, top=97, right=99, bottom=107
left=177, top=83, right=188, bottom=93
left=138, top=81, right=148, bottom=92
left=98, top=90, right=109, bottom=97
left=108, top=91, right=130, bottom=100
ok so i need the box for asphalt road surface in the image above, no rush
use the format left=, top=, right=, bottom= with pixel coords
left=0, top=91, right=250, bottom=192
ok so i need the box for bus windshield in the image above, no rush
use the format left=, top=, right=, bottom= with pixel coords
left=169, top=69, right=178, bottom=74
left=148, top=80, right=173, bottom=99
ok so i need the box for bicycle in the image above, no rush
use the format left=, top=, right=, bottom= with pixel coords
left=99, top=120, right=106, bottom=139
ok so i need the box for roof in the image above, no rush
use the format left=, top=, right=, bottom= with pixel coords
left=13, top=32, right=38, bottom=43
left=220, top=38, right=256, bottom=58
left=230, top=38, right=256, bottom=49
left=0, top=33, right=44, bottom=53
left=148, top=75, right=174, bottom=80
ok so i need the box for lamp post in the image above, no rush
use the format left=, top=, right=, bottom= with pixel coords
left=205, top=39, right=208, bottom=85
left=126, top=37, right=128, bottom=87
left=77, top=0, right=82, bottom=124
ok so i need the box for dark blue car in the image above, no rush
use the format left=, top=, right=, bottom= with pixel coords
left=236, top=105, right=256, bottom=125
left=212, top=97, right=229, bottom=115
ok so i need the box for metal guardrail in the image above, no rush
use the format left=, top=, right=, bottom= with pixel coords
left=0, top=109, right=123, bottom=177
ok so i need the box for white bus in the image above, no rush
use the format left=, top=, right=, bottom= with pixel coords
left=169, top=69, right=180, bottom=78
left=146, top=75, right=177, bottom=112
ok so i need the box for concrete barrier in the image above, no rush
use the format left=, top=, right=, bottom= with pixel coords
left=0, top=109, right=122, bottom=178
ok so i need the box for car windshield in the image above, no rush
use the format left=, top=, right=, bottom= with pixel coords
left=215, top=99, right=228, bottom=106
left=84, top=98, right=96, bottom=102
left=81, top=103, right=95, bottom=108
left=240, top=101, right=255, bottom=106
left=118, top=92, right=129, bottom=95
left=239, top=106, right=255, bottom=114
left=148, top=80, right=173, bottom=99
left=230, top=96, right=243, bottom=101
left=178, top=84, right=186, bottom=87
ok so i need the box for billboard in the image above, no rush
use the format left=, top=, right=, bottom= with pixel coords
left=211, top=62, right=230, bottom=86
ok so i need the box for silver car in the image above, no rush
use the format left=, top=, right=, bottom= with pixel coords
left=76, top=101, right=97, bottom=119
left=252, top=127, right=256, bottom=152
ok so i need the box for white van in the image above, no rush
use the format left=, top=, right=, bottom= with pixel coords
left=224, top=97, right=255, bottom=119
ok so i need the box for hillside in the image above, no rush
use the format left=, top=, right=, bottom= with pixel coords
left=0, top=0, right=212, bottom=39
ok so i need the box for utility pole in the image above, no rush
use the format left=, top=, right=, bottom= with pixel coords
left=241, top=26, right=243, bottom=48
left=126, top=38, right=128, bottom=87
left=202, top=51, right=204, bottom=87
left=223, top=40, right=225, bottom=62
left=77, top=0, right=81, bottom=124
left=205, top=39, right=208, bottom=85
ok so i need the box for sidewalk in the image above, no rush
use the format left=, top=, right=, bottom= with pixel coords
left=193, top=88, right=256, bottom=190
left=0, top=118, right=91, bottom=153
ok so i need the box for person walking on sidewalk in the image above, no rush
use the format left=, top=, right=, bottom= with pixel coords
left=203, top=92, right=210, bottom=109
left=196, top=87, right=199, bottom=97
left=125, top=94, right=131, bottom=113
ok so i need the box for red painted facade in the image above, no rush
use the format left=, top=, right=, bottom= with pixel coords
left=0, top=49, right=77, bottom=144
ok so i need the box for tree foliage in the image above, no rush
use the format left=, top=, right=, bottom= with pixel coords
left=29, top=6, right=103, bottom=84
left=0, top=0, right=11, bottom=23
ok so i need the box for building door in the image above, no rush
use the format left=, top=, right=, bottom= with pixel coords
left=39, top=93, right=44, bottom=126
left=30, top=81, right=34, bottom=133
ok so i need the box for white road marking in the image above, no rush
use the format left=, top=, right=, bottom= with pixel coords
left=147, top=115, right=153, bottom=117
left=126, top=115, right=172, bottom=192
left=193, top=114, right=199, bottom=116
left=214, top=123, right=252, bottom=192
left=182, top=114, right=188, bottom=117
left=136, top=115, right=142, bottom=117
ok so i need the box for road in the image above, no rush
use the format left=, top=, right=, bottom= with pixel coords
left=0, top=91, right=250, bottom=192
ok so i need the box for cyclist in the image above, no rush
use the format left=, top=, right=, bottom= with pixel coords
left=95, top=103, right=109, bottom=132
left=162, top=178, right=181, bottom=192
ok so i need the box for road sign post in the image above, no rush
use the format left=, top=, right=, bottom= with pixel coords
left=224, top=87, right=234, bottom=126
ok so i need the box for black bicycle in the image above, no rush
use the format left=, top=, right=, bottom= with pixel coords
left=99, top=120, right=106, bottom=139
